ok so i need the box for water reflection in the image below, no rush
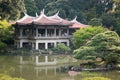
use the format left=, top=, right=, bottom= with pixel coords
left=19, top=56, right=57, bottom=65
left=1, top=56, right=119, bottom=80
left=16, top=55, right=72, bottom=80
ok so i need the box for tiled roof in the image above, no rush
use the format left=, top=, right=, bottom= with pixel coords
left=16, top=13, right=35, bottom=25
left=33, top=11, right=61, bottom=25
left=69, top=16, right=88, bottom=28
left=12, top=10, right=88, bottom=28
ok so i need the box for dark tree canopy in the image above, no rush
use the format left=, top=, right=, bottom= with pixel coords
left=23, top=0, right=115, bottom=24
left=0, top=0, right=26, bottom=20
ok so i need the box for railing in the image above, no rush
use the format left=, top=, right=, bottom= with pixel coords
left=16, top=35, right=73, bottom=39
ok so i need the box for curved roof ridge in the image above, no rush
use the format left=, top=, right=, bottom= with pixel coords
left=33, top=10, right=63, bottom=24
left=48, top=11, right=63, bottom=20
left=34, top=9, right=48, bottom=21
left=70, top=16, right=89, bottom=28
left=17, top=12, right=35, bottom=23
left=71, top=16, right=79, bottom=23
left=35, top=12, right=39, bottom=17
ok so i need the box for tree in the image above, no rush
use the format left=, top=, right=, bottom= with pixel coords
left=73, top=26, right=108, bottom=48
left=88, top=18, right=102, bottom=26
left=74, top=31, right=120, bottom=66
left=0, top=0, right=26, bottom=20
left=112, top=0, right=120, bottom=35
left=24, top=0, right=38, bottom=16
left=0, top=20, right=13, bottom=42
left=101, top=13, right=116, bottom=29
left=0, top=20, right=13, bottom=52
left=24, top=0, right=116, bottom=24
left=45, top=0, right=86, bottom=22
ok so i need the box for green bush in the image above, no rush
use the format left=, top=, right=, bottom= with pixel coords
left=82, top=77, right=111, bottom=80
left=52, top=43, right=71, bottom=54
left=0, top=41, right=7, bottom=52
left=0, top=74, right=25, bottom=80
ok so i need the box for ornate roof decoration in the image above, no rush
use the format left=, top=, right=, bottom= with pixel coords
left=12, top=10, right=88, bottom=28
left=15, top=12, right=35, bottom=25
left=35, top=12, right=39, bottom=17
left=33, top=10, right=62, bottom=25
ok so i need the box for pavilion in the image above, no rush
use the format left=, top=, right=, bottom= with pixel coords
left=12, top=10, right=88, bottom=50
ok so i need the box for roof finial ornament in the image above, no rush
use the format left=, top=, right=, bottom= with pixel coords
left=42, top=9, right=45, bottom=14
left=23, top=12, right=28, bottom=16
left=74, top=16, right=77, bottom=20
left=36, top=12, right=38, bottom=17
left=55, top=11, right=59, bottom=16
left=40, top=9, right=45, bottom=16
left=72, top=16, right=77, bottom=22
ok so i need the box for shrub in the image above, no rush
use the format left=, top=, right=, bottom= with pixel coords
left=52, top=43, right=71, bottom=54
left=82, top=77, right=111, bottom=80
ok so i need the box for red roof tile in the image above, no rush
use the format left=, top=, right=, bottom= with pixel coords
left=16, top=13, right=35, bottom=25
left=69, top=17, right=88, bottom=28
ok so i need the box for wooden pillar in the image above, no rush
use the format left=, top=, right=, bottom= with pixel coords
left=45, top=28, right=47, bottom=37
left=59, top=29, right=61, bottom=36
left=32, top=42, right=35, bottom=49
left=36, top=42, right=38, bottom=50
left=45, top=43, right=48, bottom=49
left=54, top=42, right=56, bottom=47
left=36, top=28, right=38, bottom=37
left=20, top=28, right=23, bottom=37
left=20, top=41, right=23, bottom=48
left=67, top=28, right=69, bottom=36
left=54, top=28, right=56, bottom=36
left=67, top=41, right=69, bottom=46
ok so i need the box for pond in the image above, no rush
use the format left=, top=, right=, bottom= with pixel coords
left=0, top=55, right=120, bottom=80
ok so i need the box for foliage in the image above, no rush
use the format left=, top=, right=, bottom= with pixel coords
left=52, top=43, right=71, bottom=54
left=73, top=26, right=108, bottom=48
left=0, top=20, right=13, bottom=52
left=74, top=31, right=120, bottom=66
left=82, top=77, right=111, bottom=80
left=88, top=18, right=102, bottom=26
left=23, top=0, right=115, bottom=23
left=0, top=0, right=26, bottom=20
left=0, top=41, right=7, bottom=51
left=101, top=13, right=116, bottom=29
left=0, top=20, right=13, bottom=43
left=24, top=0, right=38, bottom=16
left=0, top=74, right=25, bottom=80
left=113, top=0, right=120, bottom=35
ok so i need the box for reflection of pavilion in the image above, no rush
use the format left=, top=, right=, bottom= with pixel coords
left=19, top=56, right=57, bottom=66
left=18, top=65, right=62, bottom=78
left=34, top=66, right=57, bottom=77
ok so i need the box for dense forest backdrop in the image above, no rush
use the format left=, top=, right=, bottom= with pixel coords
left=0, top=0, right=120, bottom=35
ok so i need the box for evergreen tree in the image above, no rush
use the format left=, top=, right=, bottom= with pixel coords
left=0, top=0, right=26, bottom=20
